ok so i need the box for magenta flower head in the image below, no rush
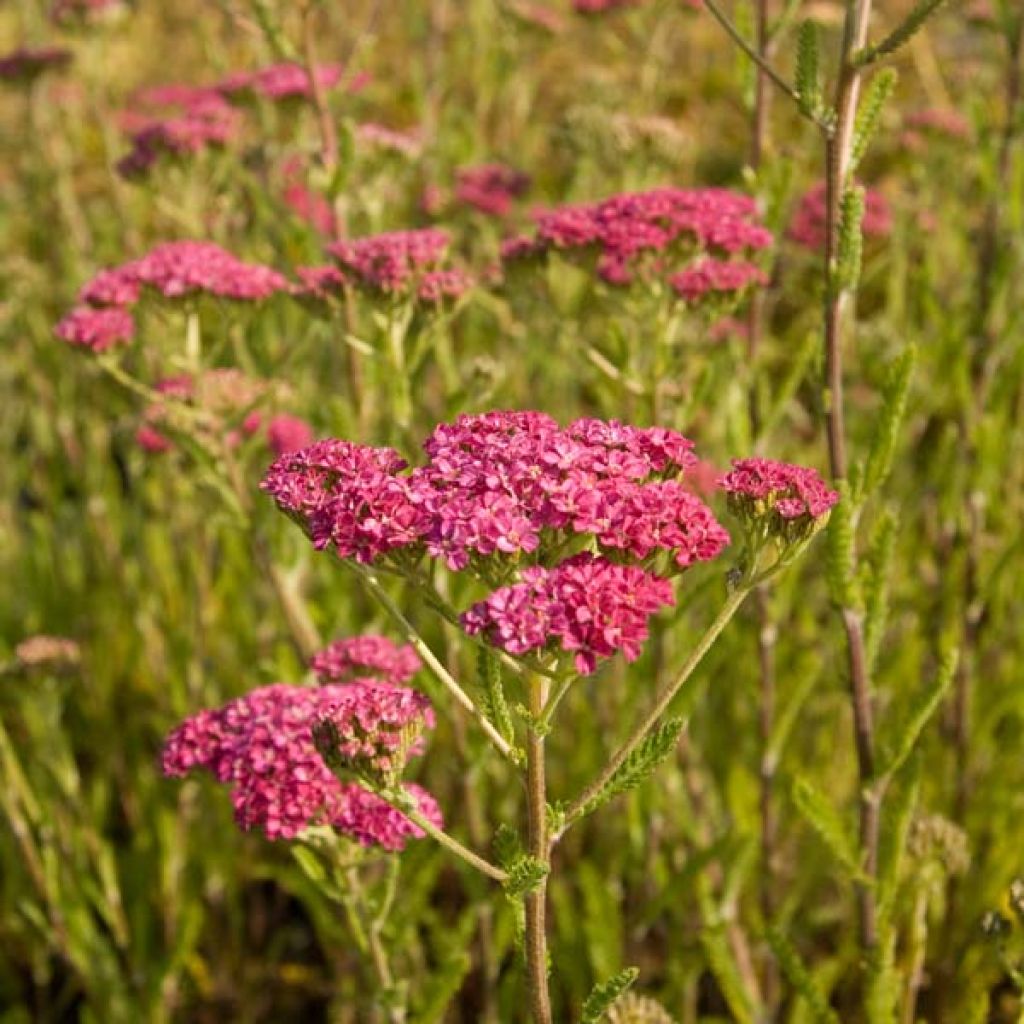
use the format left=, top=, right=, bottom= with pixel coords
left=462, top=553, right=675, bottom=675
left=719, top=458, right=839, bottom=546
left=503, top=187, right=771, bottom=287
left=217, top=62, right=348, bottom=101
left=311, top=636, right=422, bottom=686
left=669, top=258, right=768, bottom=304
left=312, top=684, right=435, bottom=789
left=162, top=682, right=441, bottom=848
left=262, top=412, right=729, bottom=579
left=267, top=414, right=315, bottom=457
left=327, top=228, right=456, bottom=297
left=455, top=164, right=531, bottom=218
left=55, top=306, right=135, bottom=351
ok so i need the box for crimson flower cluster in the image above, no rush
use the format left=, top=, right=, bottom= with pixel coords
left=720, top=458, right=838, bottom=542
left=788, top=182, right=892, bottom=250
left=57, top=241, right=290, bottom=350
left=262, top=410, right=728, bottom=574
left=217, top=62, right=359, bottom=101
left=462, top=553, right=675, bottom=675
left=54, top=307, right=135, bottom=352
left=311, top=636, right=422, bottom=687
left=501, top=187, right=771, bottom=285
left=326, top=228, right=472, bottom=302
left=669, top=258, right=768, bottom=303
left=455, top=164, right=531, bottom=218
left=162, top=682, right=441, bottom=847
left=117, top=86, right=241, bottom=178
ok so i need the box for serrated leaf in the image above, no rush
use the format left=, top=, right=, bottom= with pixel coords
left=477, top=648, right=515, bottom=744
left=861, top=347, right=917, bottom=498
left=503, top=855, right=549, bottom=899
left=854, top=0, right=952, bottom=66
left=862, top=510, right=898, bottom=675
left=876, top=757, right=921, bottom=914
left=792, top=777, right=865, bottom=879
left=580, top=966, right=639, bottom=1023
left=826, top=482, right=860, bottom=610
left=795, top=21, right=822, bottom=120
left=851, top=69, right=898, bottom=169
left=836, top=186, right=866, bottom=291
left=578, top=717, right=686, bottom=818
left=765, top=925, right=839, bottom=1023
left=877, top=648, right=957, bottom=781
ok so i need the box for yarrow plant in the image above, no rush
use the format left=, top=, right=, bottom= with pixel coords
left=254, top=408, right=835, bottom=1021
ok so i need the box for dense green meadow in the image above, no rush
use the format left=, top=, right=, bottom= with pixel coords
left=2, top=0, right=1024, bottom=1020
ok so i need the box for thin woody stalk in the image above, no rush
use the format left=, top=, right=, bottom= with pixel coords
left=822, top=0, right=880, bottom=950
left=524, top=674, right=552, bottom=1024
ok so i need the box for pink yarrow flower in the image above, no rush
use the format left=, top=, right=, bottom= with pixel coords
left=311, top=636, right=422, bottom=686
left=462, top=553, right=675, bottom=675
left=719, top=458, right=839, bottom=536
left=162, top=682, right=440, bottom=847
left=217, top=62, right=353, bottom=101
left=455, top=164, right=530, bottom=218
left=55, top=307, right=135, bottom=351
left=669, top=258, right=767, bottom=302
left=504, top=187, right=771, bottom=285
left=262, top=411, right=729, bottom=575
left=327, top=228, right=455, bottom=295
left=267, top=414, right=315, bottom=457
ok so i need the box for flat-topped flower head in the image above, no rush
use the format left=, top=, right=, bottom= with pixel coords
left=262, top=412, right=728, bottom=576
left=162, top=682, right=440, bottom=847
left=327, top=228, right=454, bottom=296
left=55, top=307, right=135, bottom=351
left=312, top=636, right=422, bottom=686
left=70, top=242, right=288, bottom=326
left=503, top=187, right=771, bottom=285
left=461, top=553, right=675, bottom=675
left=720, top=458, right=838, bottom=544
left=217, top=62, right=349, bottom=101
left=455, top=164, right=530, bottom=217
left=117, top=87, right=240, bottom=178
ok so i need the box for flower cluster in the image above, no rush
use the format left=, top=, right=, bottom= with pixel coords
left=262, top=411, right=729, bottom=576
left=327, top=228, right=470, bottom=301
left=719, top=458, right=838, bottom=543
left=455, top=164, right=531, bottom=217
left=311, top=636, right=422, bottom=686
left=0, top=46, right=72, bottom=83
left=462, top=553, right=675, bottom=674
left=162, top=682, right=441, bottom=847
left=573, top=0, right=643, bottom=12
left=502, top=187, right=771, bottom=285
left=50, top=0, right=126, bottom=26
left=279, top=156, right=336, bottom=236
left=117, top=87, right=241, bottom=178
left=788, top=182, right=892, bottom=250
left=217, top=62, right=353, bottom=101
left=54, top=307, right=135, bottom=352
left=669, top=258, right=768, bottom=303
left=61, top=241, right=290, bottom=349
left=357, top=122, right=424, bottom=158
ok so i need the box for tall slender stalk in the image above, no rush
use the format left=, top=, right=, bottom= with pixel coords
left=821, top=0, right=880, bottom=951
left=524, top=674, right=552, bottom=1024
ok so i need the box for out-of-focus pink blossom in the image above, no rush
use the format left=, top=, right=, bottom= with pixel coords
left=55, top=307, right=135, bottom=351
left=788, top=182, right=891, bottom=250
left=327, top=228, right=455, bottom=295
left=455, top=164, right=530, bottom=217
left=669, top=259, right=767, bottom=302
left=267, top=415, right=315, bottom=456
left=217, top=62, right=353, bottom=101
left=0, top=46, right=72, bottom=82
left=357, top=122, right=424, bottom=158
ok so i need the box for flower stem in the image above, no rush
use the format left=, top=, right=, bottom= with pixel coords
left=556, top=583, right=751, bottom=838
left=524, top=674, right=552, bottom=1024
left=351, top=564, right=519, bottom=764
left=397, top=801, right=508, bottom=883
